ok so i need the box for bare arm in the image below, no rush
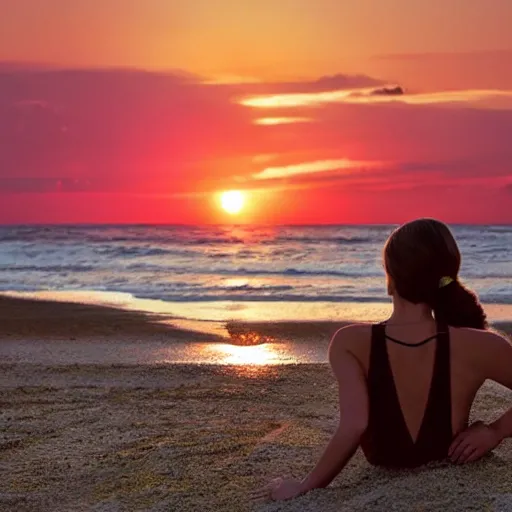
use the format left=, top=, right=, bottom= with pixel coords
left=299, top=327, right=368, bottom=493
left=450, top=330, right=512, bottom=463
left=484, top=332, right=512, bottom=440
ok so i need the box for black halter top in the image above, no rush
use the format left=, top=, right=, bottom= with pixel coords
left=360, top=321, right=453, bottom=468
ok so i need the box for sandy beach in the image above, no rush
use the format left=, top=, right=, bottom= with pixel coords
left=1, top=297, right=512, bottom=511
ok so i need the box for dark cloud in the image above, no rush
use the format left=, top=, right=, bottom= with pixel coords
left=370, top=86, right=404, bottom=96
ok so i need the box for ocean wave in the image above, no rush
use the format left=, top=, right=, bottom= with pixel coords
left=0, top=264, right=98, bottom=272
left=132, top=292, right=392, bottom=303
left=0, top=285, right=510, bottom=304
left=122, top=263, right=384, bottom=278
left=131, top=288, right=512, bottom=304
left=0, top=225, right=511, bottom=307
left=217, top=283, right=295, bottom=292
left=94, top=246, right=194, bottom=258
left=2, top=262, right=510, bottom=284
left=1, top=226, right=510, bottom=256
left=241, top=235, right=376, bottom=246
left=6, top=260, right=510, bottom=281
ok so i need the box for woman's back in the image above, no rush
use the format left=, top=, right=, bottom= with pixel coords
left=255, top=220, right=512, bottom=502
left=340, top=320, right=511, bottom=467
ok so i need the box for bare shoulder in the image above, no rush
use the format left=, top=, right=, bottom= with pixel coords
left=328, top=323, right=372, bottom=364
left=450, top=325, right=511, bottom=350
left=328, top=323, right=372, bottom=382
left=450, top=326, right=512, bottom=385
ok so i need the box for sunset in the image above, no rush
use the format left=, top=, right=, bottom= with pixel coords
left=0, top=0, right=511, bottom=224
left=1, top=2, right=511, bottom=511
left=220, top=190, right=246, bottom=215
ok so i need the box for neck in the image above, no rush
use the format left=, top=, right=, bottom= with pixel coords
left=388, top=297, right=434, bottom=324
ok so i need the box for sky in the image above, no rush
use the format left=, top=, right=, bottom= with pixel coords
left=0, top=0, right=511, bottom=224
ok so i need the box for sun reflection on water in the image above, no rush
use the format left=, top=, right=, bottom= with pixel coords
left=225, top=325, right=276, bottom=346
left=212, top=343, right=278, bottom=365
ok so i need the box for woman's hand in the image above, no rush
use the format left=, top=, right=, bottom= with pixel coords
left=449, top=421, right=502, bottom=464
left=250, top=477, right=304, bottom=502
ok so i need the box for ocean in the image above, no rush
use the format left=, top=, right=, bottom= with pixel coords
left=0, top=224, right=511, bottom=305
left=0, top=224, right=511, bottom=365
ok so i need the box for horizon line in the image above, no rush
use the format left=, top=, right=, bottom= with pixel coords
left=0, top=222, right=510, bottom=228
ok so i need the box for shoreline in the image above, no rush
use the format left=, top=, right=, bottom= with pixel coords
left=0, top=295, right=510, bottom=366
left=3, top=290, right=512, bottom=322
left=1, top=293, right=511, bottom=338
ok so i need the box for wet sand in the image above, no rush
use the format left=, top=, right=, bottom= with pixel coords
left=1, top=296, right=511, bottom=511
left=1, top=295, right=510, bottom=341
left=0, top=296, right=220, bottom=340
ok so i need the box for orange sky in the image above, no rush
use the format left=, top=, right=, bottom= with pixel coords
left=2, top=0, right=512, bottom=88
left=0, top=0, right=511, bottom=224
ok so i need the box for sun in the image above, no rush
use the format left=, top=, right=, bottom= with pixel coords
left=220, top=190, right=245, bottom=215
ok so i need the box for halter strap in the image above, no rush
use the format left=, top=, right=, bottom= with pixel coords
left=380, top=321, right=449, bottom=347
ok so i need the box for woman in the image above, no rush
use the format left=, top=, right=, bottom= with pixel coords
left=254, top=218, right=512, bottom=502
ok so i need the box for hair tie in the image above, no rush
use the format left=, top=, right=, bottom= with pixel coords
left=439, top=276, right=455, bottom=288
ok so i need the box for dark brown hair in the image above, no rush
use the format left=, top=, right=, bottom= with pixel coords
left=384, top=218, right=487, bottom=329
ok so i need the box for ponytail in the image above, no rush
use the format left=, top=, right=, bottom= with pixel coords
left=430, top=280, right=487, bottom=330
